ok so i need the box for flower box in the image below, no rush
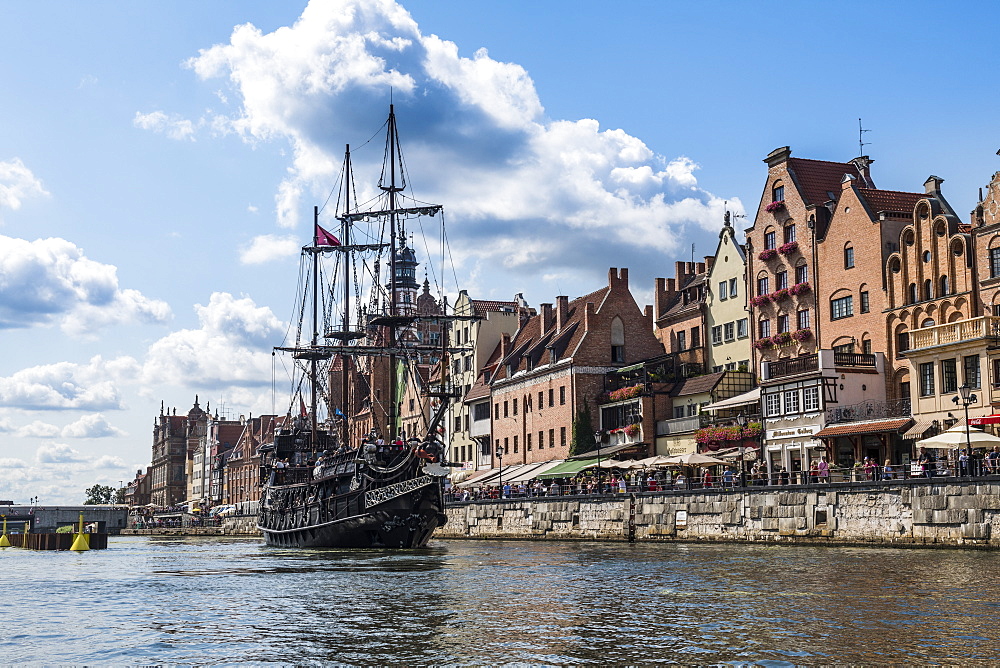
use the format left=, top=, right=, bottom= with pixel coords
left=765, top=200, right=785, bottom=213
left=749, top=294, right=771, bottom=307
left=770, top=331, right=793, bottom=346
left=791, top=328, right=813, bottom=342
left=758, top=248, right=778, bottom=261
left=778, top=241, right=798, bottom=255
left=624, top=423, right=640, bottom=438
left=752, top=338, right=773, bottom=350
left=769, top=288, right=790, bottom=302
left=605, top=384, right=644, bottom=403
left=789, top=281, right=812, bottom=296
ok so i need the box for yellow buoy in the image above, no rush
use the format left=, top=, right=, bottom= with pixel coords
left=70, top=512, right=90, bottom=552
left=0, top=515, right=10, bottom=548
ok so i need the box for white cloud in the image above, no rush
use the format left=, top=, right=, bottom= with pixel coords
left=133, top=111, right=197, bottom=141
left=61, top=413, right=126, bottom=438
left=17, top=420, right=60, bottom=438
left=0, top=235, right=172, bottom=335
left=0, top=457, right=27, bottom=469
left=92, top=454, right=127, bottom=469
left=239, top=234, right=300, bottom=264
left=0, top=355, right=139, bottom=411
left=141, top=292, right=283, bottom=389
left=0, top=158, right=48, bottom=215
left=36, top=443, right=86, bottom=464
left=177, top=0, right=744, bottom=299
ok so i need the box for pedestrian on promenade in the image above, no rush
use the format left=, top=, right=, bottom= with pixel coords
left=882, top=459, right=894, bottom=480
left=818, top=457, right=830, bottom=483
left=779, top=467, right=790, bottom=485
left=809, top=460, right=819, bottom=484
left=722, top=467, right=734, bottom=489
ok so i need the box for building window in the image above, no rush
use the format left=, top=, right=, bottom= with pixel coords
left=759, top=318, right=771, bottom=339
left=712, top=325, right=723, bottom=345
left=757, top=276, right=769, bottom=297
left=833, top=343, right=854, bottom=354
left=454, top=416, right=462, bottom=432
left=831, top=296, right=854, bottom=320
left=923, top=279, right=933, bottom=301
left=765, top=392, right=781, bottom=416
left=611, top=316, right=625, bottom=363
left=942, top=359, right=958, bottom=394
left=772, top=184, right=785, bottom=202
left=502, top=401, right=507, bottom=418
left=549, top=429, right=555, bottom=448
left=729, top=278, right=738, bottom=298
left=724, top=322, right=735, bottom=341
left=965, top=354, right=981, bottom=389
left=560, top=427, right=567, bottom=448
left=559, top=386, right=566, bottom=405
left=737, top=318, right=748, bottom=338
left=475, top=402, right=490, bottom=421
left=844, top=246, right=855, bottom=269
left=993, top=359, right=1000, bottom=386
left=991, top=248, right=1000, bottom=278
left=797, top=309, right=810, bottom=330
left=919, top=362, right=935, bottom=397
left=784, top=389, right=800, bottom=414
left=803, top=387, right=820, bottom=412
left=777, top=314, right=789, bottom=334
left=776, top=270, right=788, bottom=290
left=764, top=231, right=776, bottom=250
left=691, top=326, right=701, bottom=348
left=538, top=391, right=544, bottom=408
left=795, top=264, right=809, bottom=285
left=513, top=398, right=518, bottom=415
left=897, top=331, right=910, bottom=353
left=860, top=291, right=870, bottom=313
left=862, top=339, right=873, bottom=355
left=513, top=435, right=518, bottom=453
left=784, top=224, right=796, bottom=244
left=719, top=281, right=729, bottom=301
left=908, top=283, right=918, bottom=304
left=677, top=330, right=687, bottom=351
left=548, top=388, right=554, bottom=407
left=674, top=406, right=686, bottom=418
left=940, top=275, right=949, bottom=297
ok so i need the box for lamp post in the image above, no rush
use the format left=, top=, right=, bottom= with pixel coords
left=954, top=384, right=978, bottom=474
left=736, top=412, right=748, bottom=487
left=496, top=444, right=505, bottom=498
left=594, top=430, right=603, bottom=495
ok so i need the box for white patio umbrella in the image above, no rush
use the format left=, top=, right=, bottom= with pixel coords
left=628, top=455, right=674, bottom=469
left=916, top=425, right=1000, bottom=449
left=662, top=452, right=730, bottom=466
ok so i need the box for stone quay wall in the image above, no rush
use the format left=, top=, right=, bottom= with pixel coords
left=437, top=477, right=1000, bottom=548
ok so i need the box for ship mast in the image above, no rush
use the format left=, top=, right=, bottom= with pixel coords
left=383, top=104, right=403, bottom=441
left=340, top=144, right=353, bottom=446
left=310, top=205, right=320, bottom=448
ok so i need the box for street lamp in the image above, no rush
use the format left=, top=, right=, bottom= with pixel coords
left=594, top=430, right=603, bottom=494
left=736, top=412, right=748, bottom=487
left=954, top=384, right=978, bottom=473
left=496, top=444, right=505, bottom=498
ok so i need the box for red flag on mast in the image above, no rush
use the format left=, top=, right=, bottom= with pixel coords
left=299, top=396, right=308, bottom=418
left=315, top=223, right=341, bottom=246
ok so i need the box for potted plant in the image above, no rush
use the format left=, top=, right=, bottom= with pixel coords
left=791, top=328, right=813, bottom=342
left=765, top=200, right=785, bottom=213
left=789, top=281, right=812, bottom=296
left=770, top=288, right=790, bottom=302
left=752, top=338, right=773, bottom=350
left=758, top=248, right=778, bottom=261
left=624, top=423, right=640, bottom=438
left=750, top=294, right=771, bottom=307
left=770, top=331, right=793, bottom=347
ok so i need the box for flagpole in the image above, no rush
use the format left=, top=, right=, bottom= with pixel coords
left=310, top=205, right=319, bottom=455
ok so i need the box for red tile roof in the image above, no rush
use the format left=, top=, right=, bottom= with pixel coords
left=787, top=158, right=863, bottom=206
left=857, top=188, right=924, bottom=216
left=815, top=418, right=912, bottom=438
left=471, top=299, right=518, bottom=316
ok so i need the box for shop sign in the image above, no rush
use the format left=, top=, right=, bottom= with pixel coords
left=767, top=425, right=820, bottom=441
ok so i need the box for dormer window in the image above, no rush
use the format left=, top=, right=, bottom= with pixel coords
left=772, top=183, right=785, bottom=202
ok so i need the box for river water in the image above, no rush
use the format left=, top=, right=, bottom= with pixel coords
left=4, top=536, right=1000, bottom=665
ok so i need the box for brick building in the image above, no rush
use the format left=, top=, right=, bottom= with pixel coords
left=488, top=268, right=665, bottom=466
left=654, top=260, right=710, bottom=376
left=224, top=415, right=275, bottom=514
left=149, top=398, right=207, bottom=507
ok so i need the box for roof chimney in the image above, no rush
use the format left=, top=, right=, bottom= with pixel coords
left=850, top=156, right=875, bottom=188
left=655, top=277, right=677, bottom=321
left=555, top=295, right=570, bottom=333
left=924, top=175, right=945, bottom=196
left=499, top=332, right=511, bottom=361
left=764, top=146, right=791, bottom=168
left=541, top=303, right=554, bottom=332
left=703, top=255, right=715, bottom=273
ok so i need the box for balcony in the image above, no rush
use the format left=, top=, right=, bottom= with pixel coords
left=832, top=352, right=877, bottom=368
left=908, top=316, right=1000, bottom=352
left=766, top=354, right=818, bottom=380
left=656, top=414, right=711, bottom=436
left=825, top=398, right=911, bottom=425
left=765, top=350, right=880, bottom=382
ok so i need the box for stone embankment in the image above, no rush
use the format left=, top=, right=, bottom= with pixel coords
left=121, top=516, right=259, bottom=537
left=437, top=477, right=1000, bottom=548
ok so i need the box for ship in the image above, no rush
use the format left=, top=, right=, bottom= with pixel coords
left=257, top=105, right=470, bottom=548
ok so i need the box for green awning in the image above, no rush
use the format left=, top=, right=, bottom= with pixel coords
left=536, top=456, right=600, bottom=480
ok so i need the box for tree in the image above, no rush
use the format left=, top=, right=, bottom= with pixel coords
left=570, top=403, right=597, bottom=456
left=84, top=484, right=116, bottom=505
left=114, top=487, right=127, bottom=505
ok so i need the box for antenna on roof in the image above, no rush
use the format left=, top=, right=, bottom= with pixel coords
left=858, top=118, right=871, bottom=157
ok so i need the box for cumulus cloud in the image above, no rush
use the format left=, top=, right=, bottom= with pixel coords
left=180, top=0, right=743, bottom=290
left=92, top=454, right=127, bottom=469
left=0, top=158, right=48, bottom=215
left=0, top=235, right=172, bottom=335
left=239, top=233, right=301, bottom=264
left=0, top=355, right=139, bottom=411
left=133, top=111, right=197, bottom=141
left=36, top=442, right=86, bottom=464
left=17, top=420, right=60, bottom=438
left=61, top=413, right=127, bottom=438
left=141, top=292, right=283, bottom=389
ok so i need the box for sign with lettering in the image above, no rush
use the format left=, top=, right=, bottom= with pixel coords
left=365, top=475, right=434, bottom=508
left=767, top=425, right=820, bottom=440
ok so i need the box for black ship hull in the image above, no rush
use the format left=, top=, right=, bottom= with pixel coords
left=258, top=460, right=447, bottom=549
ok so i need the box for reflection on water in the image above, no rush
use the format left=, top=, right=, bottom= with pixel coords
left=3, top=536, right=1000, bottom=664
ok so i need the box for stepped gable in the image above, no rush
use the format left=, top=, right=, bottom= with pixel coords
left=787, top=157, right=863, bottom=206
left=856, top=188, right=925, bottom=217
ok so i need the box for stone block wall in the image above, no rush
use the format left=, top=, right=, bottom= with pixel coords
left=437, top=478, right=1000, bottom=548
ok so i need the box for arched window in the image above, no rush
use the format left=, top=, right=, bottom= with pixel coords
left=844, top=244, right=855, bottom=269
left=772, top=181, right=785, bottom=203
left=611, top=316, right=625, bottom=363
left=923, top=279, right=933, bottom=301
left=921, top=318, right=935, bottom=328
left=940, top=275, right=949, bottom=297
left=908, top=283, right=918, bottom=304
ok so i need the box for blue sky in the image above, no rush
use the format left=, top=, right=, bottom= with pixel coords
left=1, top=0, right=997, bottom=504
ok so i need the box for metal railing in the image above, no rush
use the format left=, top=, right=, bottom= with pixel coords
left=767, top=354, right=818, bottom=379
left=825, top=398, right=911, bottom=424
left=832, top=352, right=877, bottom=367
left=656, top=414, right=711, bottom=436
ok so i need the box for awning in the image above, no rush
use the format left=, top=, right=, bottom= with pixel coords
left=703, top=387, right=761, bottom=412
left=814, top=418, right=912, bottom=438
left=455, top=467, right=502, bottom=488
left=572, top=442, right=642, bottom=460
left=506, top=460, right=564, bottom=483
left=903, top=418, right=935, bottom=440
left=968, top=415, right=1000, bottom=426
left=536, top=457, right=600, bottom=480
